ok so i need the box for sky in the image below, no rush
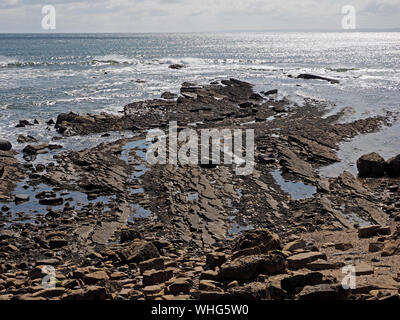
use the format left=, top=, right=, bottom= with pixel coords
left=0, top=0, right=399, bottom=33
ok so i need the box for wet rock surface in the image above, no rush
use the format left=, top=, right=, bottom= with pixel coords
left=1, top=78, right=399, bottom=300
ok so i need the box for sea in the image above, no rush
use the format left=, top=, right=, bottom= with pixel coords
left=0, top=32, right=399, bottom=176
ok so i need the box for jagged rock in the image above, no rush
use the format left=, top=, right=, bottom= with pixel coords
left=143, top=285, right=164, bottom=296
left=16, top=120, right=33, bottom=127
left=23, top=144, right=49, bottom=155
left=206, top=252, right=227, bottom=268
left=17, top=135, right=37, bottom=144
left=233, top=229, right=282, bottom=254
left=249, top=93, right=263, bottom=100
left=31, top=288, right=66, bottom=298
left=284, top=239, right=306, bottom=252
left=220, top=254, right=287, bottom=281
left=143, top=269, right=173, bottom=286
left=56, top=112, right=135, bottom=136
left=226, top=282, right=268, bottom=300
left=306, top=259, right=342, bottom=271
left=166, top=278, right=191, bottom=295
left=369, top=242, right=385, bottom=253
left=120, top=229, right=141, bottom=243
left=335, top=243, right=353, bottom=251
left=358, top=225, right=390, bottom=239
left=298, top=284, right=347, bottom=300
left=355, top=263, right=374, bottom=276
left=357, top=153, right=386, bottom=178
left=200, top=270, right=220, bottom=281
left=84, top=271, right=109, bottom=284
left=116, top=240, right=160, bottom=264
left=381, top=239, right=400, bottom=257
left=281, top=272, right=324, bottom=293
left=287, top=252, right=327, bottom=270
left=199, top=280, right=222, bottom=292
left=49, top=238, right=68, bottom=249
left=28, top=266, right=47, bottom=280
left=63, top=286, right=109, bottom=300
left=139, top=258, right=165, bottom=274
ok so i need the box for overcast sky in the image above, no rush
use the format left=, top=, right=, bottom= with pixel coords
left=0, top=0, right=399, bottom=33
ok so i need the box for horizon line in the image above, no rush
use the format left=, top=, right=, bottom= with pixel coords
left=1, top=27, right=400, bottom=34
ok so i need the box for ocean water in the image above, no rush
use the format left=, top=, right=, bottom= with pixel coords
left=0, top=32, right=399, bottom=175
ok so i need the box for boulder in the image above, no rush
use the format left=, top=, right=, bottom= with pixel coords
left=387, top=155, right=400, bottom=177
left=358, top=225, right=390, bottom=239
left=284, top=239, right=307, bottom=252
left=357, top=153, right=386, bottom=178
left=287, top=252, right=327, bottom=270
left=84, top=271, right=109, bottom=284
left=369, top=242, right=385, bottom=253
left=23, top=144, right=49, bottom=155
left=355, top=263, right=374, bottom=276
left=226, top=282, right=268, bottom=300
left=298, top=284, right=347, bottom=300
left=139, top=257, right=165, bottom=274
left=14, top=194, right=29, bottom=203
left=281, top=272, right=324, bottom=293
left=220, top=254, right=287, bottom=281
left=335, top=243, right=353, bottom=251
left=116, top=240, right=160, bottom=264
left=206, top=252, right=227, bottom=268
left=233, top=229, right=282, bottom=253
left=119, top=229, right=141, bottom=243
left=381, top=239, right=400, bottom=257
left=0, top=140, right=12, bottom=151
left=49, top=238, right=68, bottom=249
left=143, top=269, right=173, bottom=286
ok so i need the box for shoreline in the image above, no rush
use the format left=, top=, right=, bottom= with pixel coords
left=1, top=78, right=400, bottom=300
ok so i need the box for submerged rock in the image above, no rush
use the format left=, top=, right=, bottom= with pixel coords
left=357, top=152, right=386, bottom=178
left=169, top=64, right=185, bottom=70
left=297, top=73, right=339, bottom=84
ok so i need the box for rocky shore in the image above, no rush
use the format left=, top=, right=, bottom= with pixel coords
left=1, top=78, right=400, bottom=301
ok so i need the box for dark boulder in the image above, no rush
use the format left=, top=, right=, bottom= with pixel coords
left=0, top=140, right=12, bottom=151
left=356, top=152, right=386, bottom=178
left=387, top=155, right=400, bottom=177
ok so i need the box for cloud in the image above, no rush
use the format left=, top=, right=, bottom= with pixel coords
left=0, top=0, right=399, bottom=32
